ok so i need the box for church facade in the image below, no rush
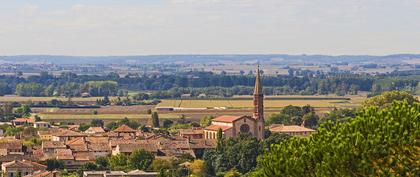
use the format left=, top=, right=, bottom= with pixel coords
left=204, top=66, right=265, bottom=140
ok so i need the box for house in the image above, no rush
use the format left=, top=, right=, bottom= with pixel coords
left=180, top=94, right=191, bottom=99
left=111, top=125, right=137, bottom=138
left=51, top=129, right=86, bottom=142
left=1, top=160, right=47, bottom=177
left=0, top=155, right=38, bottom=166
left=0, top=140, right=23, bottom=156
left=269, top=124, right=315, bottom=137
left=84, top=127, right=105, bottom=134
left=11, top=118, right=34, bottom=127
left=178, top=128, right=204, bottom=139
left=22, top=170, right=59, bottom=177
left=33, top=122, right=51, bottom=129
left=81, top=92, right=91, bottom=98
left=38, top=128, right=62, bottom=141
left=83, top=170, right=158, bottom=177
left=41, top=141, right=66, bottom=154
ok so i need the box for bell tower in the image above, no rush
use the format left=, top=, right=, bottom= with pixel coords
left=253, top=65, right=264, bottom=139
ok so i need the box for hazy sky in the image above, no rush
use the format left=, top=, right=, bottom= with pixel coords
left=0, top=0, right=419, bottom=56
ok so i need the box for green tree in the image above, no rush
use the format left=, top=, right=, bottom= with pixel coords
left=95, top=156, right=109, bottom=170
left=90, top=119, right=104, bottom=127
left=128, top=149, right=155, bottom=170
left=5, top=126, right=21, bottom=136
left=150, top=159, right=174, bottom=172
left=108, top=153, right=129, bottom=171
left=224, top=168, right=242, bottom=177
left=15, top=104, right=31, bottom=118
left=45, top=159, right=64, bottom=170
left=152, top=112, right=160, bottom=128
left=204, top=134, right=260, bottom=174
left=200, top=115, right=213, bottom=127
left=362, top=90, right=418, bottom=109
left=255, top=101, right=420, bottom=176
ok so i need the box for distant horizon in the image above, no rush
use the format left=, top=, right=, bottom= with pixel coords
left=2, top=53, right=420, bottom=57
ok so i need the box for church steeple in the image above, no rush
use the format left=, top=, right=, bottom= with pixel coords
left=253, top=65, right=264, bottom=121
left=253, top=65, right=264, bottom=140
left=254, top=65, right=262, bottom=95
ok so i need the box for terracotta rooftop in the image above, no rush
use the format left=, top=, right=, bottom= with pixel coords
left=179, top=128, right=204, bottom=135
left=117, top=143, right=158, bottom=153
left=2, top=160, right=47, bottom=170
left=212, top=115, right=245, bottom=123
left=189, top=139, right=217, bottom=149
left=269, top=124, right=316, bottom=133
left=12, top=118, right=34, bottom=123
left=85, top=127, right=105, bottom=133
left=54, top=129, right=86, bottom=137
left=112, top=124, right=137, bottom=133
left=42, top=141, right=66, bottom=149
left=55, top=149, right=73, bottom=160
left=0, top=140, right=22, bottom=150
left=205, top=125, right=232, bottom=131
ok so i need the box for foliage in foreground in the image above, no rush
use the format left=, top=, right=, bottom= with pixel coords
left=254, top=101, right=420, bottom=177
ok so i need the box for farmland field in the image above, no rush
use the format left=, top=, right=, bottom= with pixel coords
left=0, top=95, right=114, bottom=103
left=35, top=113, right=179, bottom=120
left=158, top=95, right=367, bottom=108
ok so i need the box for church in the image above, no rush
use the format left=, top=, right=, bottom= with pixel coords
left=204, top=66, right=265, bottom=140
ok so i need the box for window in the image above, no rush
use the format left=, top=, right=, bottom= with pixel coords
left=240, top=124, right=250, bottom=133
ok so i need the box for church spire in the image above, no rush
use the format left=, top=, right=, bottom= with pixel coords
left=253, top=65, right=264, bottom=120
left=254, top=64, right=262, bottom=95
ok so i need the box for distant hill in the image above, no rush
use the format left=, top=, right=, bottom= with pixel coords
left=1, top=54, right=420, bottom=65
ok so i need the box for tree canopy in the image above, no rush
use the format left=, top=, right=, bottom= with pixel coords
left=254, top=101, right=420, bottom=176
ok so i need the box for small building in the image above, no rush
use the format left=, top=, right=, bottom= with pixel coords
left=11, top=118, right=34, bottom=127
left=34, top=122, right=51, bottom=129
left=197, top=93, right=207, bottom=98
left=41, top=141, right=66, bottom=154
left=269, top=124, right=316, bottom=137
left=1, top=160, right=47, bottom=177
left=179, top=128, right=204, bottom=139
left=81, top=92, right=91, bottom=98
left=0, top=140, right=23, bottom=156
left=180, top=94, right=191, bottom=99
left=84, top=127, right=105, bottom=134
left=112, top=125, right=138, bottom=138
left=52, top=129, right=86, bottom=142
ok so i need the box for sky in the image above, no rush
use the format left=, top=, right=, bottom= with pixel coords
left=0, top=0, right=419, bottom=56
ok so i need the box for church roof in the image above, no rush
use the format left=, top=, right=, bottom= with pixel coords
left=212, top=115, right=245, bottom=123
left=205, top=125, right=232, bottom=131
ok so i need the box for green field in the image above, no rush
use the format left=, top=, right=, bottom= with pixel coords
left=158, top=95, right=366, bottom=108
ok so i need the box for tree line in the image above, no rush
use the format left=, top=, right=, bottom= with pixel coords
left=0, top=71, right=419, bottom=97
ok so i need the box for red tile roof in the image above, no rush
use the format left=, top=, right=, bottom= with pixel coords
left=212, top=115, right=245, bottom=123
left=112, top=124, right=137, bottom=133
left=269, top=124, right=316, bottom=133
left=204, top=125, right=232, bottom=131
left=12, top=118, right=34, bottom=123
